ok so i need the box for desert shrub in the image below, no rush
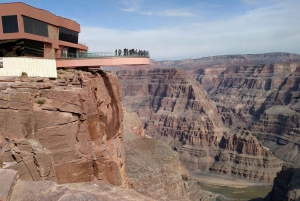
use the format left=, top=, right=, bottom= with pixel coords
left=21, top=72, right=28, bottom=76
left=36, top=99, right=45, bottom=104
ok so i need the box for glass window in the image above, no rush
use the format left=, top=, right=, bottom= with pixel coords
left=0, top=39, right=24, bottom=57
left=2, top=15, right=19, bottom=33
left=59, top=27, right=78, bottom=44
left=0, top=39, right=44, bottom=57
left=24, top=40, right=44, bottom=57
left=23, top=16, right=48, bottom=37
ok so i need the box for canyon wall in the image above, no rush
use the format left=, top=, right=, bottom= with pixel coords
left=211, top=128, right=282, bottom=183
left=123, top=109, right=214, bottom=201
left=195, top=62, right=300, bottom=165
left=264, top=166, right=300, bottom=201
left=0, top=70, right=126, bottom=186
left=117, top=68, right=225, bottom=172
left=117, top=68, right=282, bottom=182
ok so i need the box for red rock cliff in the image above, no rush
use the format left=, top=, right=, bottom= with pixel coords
left=0, top=70, right=126, bottom=185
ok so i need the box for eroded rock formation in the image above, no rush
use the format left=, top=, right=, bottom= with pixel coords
left=211, top=129, right=282, bottom=183
left=117, top=68, right=282, bottom=182
left=117, top=69, right=226, bottom=172
left=0, top=70, right=126, bottom=185
left=123, top=109, right=224, bottom=201
left=195, top=62, right=300, bottom=165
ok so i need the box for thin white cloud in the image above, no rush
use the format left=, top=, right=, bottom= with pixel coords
left=80, top=1, right=300, bottom=60
left=139, top=9, right=195, bottom=17
left=241, top=0, right=283, bottom=6
left=121, top=7, right=137, bottom=12
left=155, top=9, right=195, bottom=17
left=119, top=0, right=141, bottom=12
left=241, top=0, right=262, bottom=5
left=119, top=0, right=195, bottom=17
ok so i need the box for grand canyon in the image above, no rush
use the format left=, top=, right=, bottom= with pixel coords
left=1, top=52, right=300, bottom=200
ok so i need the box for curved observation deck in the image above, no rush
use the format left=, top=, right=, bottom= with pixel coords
left=56, top=52, right=150, bottom=69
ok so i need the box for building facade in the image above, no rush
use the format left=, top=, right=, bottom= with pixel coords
left=0, top=2, right=149, bottom=76
left=0, top=2, right=88, bottom=59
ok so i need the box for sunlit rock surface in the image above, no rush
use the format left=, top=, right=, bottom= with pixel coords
left=0, top=70, right=126, bottom=185
left=117, top=68, right=282, bottom=182
left=195, top=62, right=300, bottom=165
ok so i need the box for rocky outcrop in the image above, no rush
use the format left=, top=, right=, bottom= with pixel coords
left=0, top=70, right=126, bottom=185
left=10, top=178, right=157, bottom=201
left=124, top=109, right=193, bottom=200
left=0, top=168, right=18, bottom=201
left=251, top=105, right=300, bottom=164
left=210, top=129, right=282, bottom=183
left=123, top=109, right=224, bottom=201
left=117, top=68, right=282, bottom=182
left=264, top=166, right=300, bottom=201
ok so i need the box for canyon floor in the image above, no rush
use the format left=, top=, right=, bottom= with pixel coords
left=192, top=172, right=272, bottom=188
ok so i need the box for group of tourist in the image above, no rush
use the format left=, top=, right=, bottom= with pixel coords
left=115, top=49, right=149, bottom=57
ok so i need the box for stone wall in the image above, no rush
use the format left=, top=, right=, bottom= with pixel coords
left=48, top=24, right=58, bottom=40
left=44, top=42, right=55, bottom=59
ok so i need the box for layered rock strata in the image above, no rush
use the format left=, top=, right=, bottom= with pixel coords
left=117, top=68, right=226, bottom=172
left=210, top=129, right=282, bottom=183
left=0, top=70, right=126, bottom=185
left=195, top=62, right=300, bottom=164
left=123, top=109, right=224, bottom=201
left=117, top=68, right=282, bottom=182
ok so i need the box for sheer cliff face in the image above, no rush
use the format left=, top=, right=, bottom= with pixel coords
left=117, top=68, right=282, bottom=182
left=123, top=110, right=196, bottom=200
left=0, top=71, right=126, bottom=185
left=117, top=69, right=226, bottom=172
left=118, top=68, right=225, bottom=143
left=123, top=109, right=224, bottom=201
left=264, top=166, right=300, bottom=201
left=196, top=62, right=300, bottom=164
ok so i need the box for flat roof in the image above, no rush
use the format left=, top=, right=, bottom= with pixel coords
left=0, top=2, right=81, bottom=32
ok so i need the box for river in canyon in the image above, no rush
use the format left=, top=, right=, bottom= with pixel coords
left=198, top=183, right=272, bottom=200
left=193, top=172, right=272, bottom=200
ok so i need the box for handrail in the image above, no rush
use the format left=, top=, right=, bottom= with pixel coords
left=57, top=51, right=150, bottom=59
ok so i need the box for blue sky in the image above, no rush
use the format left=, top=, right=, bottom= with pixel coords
left=1, top=0, right=300, bottom=60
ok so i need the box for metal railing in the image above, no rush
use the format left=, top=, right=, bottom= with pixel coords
left=57, top=51, right=150, bottom=59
